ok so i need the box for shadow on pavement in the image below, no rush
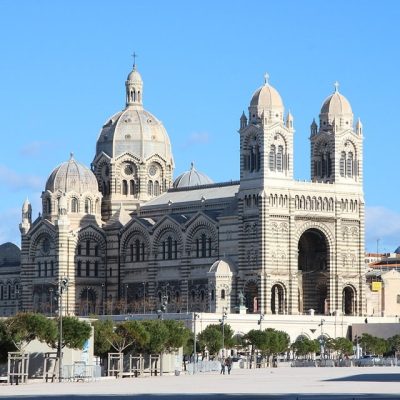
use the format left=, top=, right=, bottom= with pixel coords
left=326, top=373, right=400, bottom=382
left=1, top=395, right=400, bottom=400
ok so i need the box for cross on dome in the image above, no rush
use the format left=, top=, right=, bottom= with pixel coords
left=131, top=51, right=138, bottom=68
left=264, top=72, right=270, bottom=85
left=334, top=81, right=339, bottom=93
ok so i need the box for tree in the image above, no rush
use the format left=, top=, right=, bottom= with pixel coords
left=387, top=334, right=400, bottom=357
left=291, top=336, right=319, bottom=359
left=163, top=320, right=191, bottom=353
left=93, top=319, right=114, bottom=360
left=198, top=325, right=222, bottom=356
left=4, top=313, right=57, bottom=352
left=111, top=320, right=149, bottom=354
left=140, top=320, right=168, bottom=355
left=57, top=317, right=92, bottom=350
left=0, top=319, right=16, bottom=363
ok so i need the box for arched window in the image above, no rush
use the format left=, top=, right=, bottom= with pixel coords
left=50, top=261, right=54, bottom=276
left=148, top=181, right=153, bottom=196
left=77, top=244, right=81, bottom=256
left=77, top=261, right=82, bottom=277
left=71, top=198, right=78, bottom=213
left=86, top=261, right=90, bottom=276
left=269, top=145, right=276, bottom=171
left=221, top=289, right=226, bottom=300
left=95, top=245, right=99, bottom=256
left=191, top=290, right=196, bottom=302
left=167, top=236, right=173, bottom=259
left=130, top=244, right=134, bottom=261
left=135, top=239, right=140, bottom=262
left=276, top=145, right=283, bottom=172
left=130, top=180, right=135, bottom=196
left=347, top=152, right=353, bottom=177
left=44, top=261, right=48, bottom=277
left=85, top=198, right=92, bottom=214
left=200, top=290, right=205, bottom=302
left=201, top=233, right=206, bottom=258
left=154, top=181, right=160, bottom=196
left=86, top=240, right=90, bottom=255
left=46, top=198, right=51, bottom=214
left=340, top=152, right=346, bottom=177
left=94, top=261, right=99, bottom=277
left=38, top=262, right=41, bottom=277
left=122, top=180, right=128, bottom=195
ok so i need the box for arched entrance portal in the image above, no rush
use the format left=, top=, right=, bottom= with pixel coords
left=271, top=283, right=286, bottom=314
left=298, top=228, right=329, bottom=314
left=342, top=286, right=356, bottom=315
left=244, top=281, right=258, bottom=313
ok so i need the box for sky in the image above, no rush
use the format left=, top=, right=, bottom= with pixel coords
left=0, top=0, right=399, bottom=253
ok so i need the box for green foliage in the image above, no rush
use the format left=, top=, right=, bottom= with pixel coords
left=112, top=320, right=149, bottom=353
left=141, top=320, right=169, bottom=354
left=244, top=328, right=290, bottom=357
left=387, top=334, right=400, bottom=356
left=5, top=313, right=57, bottom=351
left=326, top=337, right=353, bottom=357
left=0, top=319, right=16, bottom=363
left=93, top=319, right=114, bottom=358
left=358, top=333, right=389, bottom=356
left=197, top=323, right=234, bottom=356
left=291, top=336, right=319, bottom=358
left=58, top=317, right=92, bottom=350
left=163, top=320, right=191, bottom=352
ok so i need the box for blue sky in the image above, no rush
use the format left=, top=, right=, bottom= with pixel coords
left=0, top=0, right=399, bottom=252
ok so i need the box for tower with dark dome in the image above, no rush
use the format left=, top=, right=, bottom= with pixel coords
left=92, top=63, right=174, bottom=221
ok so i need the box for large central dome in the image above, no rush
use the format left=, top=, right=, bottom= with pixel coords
left=95, top=65, right=174, bottom=165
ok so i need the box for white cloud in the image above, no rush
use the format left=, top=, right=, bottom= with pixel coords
left=365, top=206, right=400, bottom=252
left=181, top=132, right=210, bottom=148
left=0, top=165, right=43, bottom=191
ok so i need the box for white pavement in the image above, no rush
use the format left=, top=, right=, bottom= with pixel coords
left=1, top=366, right=400, bottom=399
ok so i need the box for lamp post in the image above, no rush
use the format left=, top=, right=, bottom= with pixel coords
left=86, top=287, right=90, bottom=316
left=142, top=282, right=147, bottom=314
left=58, top=277, right=69, bottom=382
left=124, top=284, right=128, bottom=314
left=49, top=288, right=54, bottom=317
left=258, top=313, right=264, bottom=330
left=101, top=283, right=105, bottom=315
left=219, top=307, right=228, bottom=356
left=15, top=288, right=19, bottom=314
left=319, top=318, right=325, bottom=360
left=193, top=313, right=199, bottom=374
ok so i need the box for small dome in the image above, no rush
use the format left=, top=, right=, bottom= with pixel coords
left=0, top=242, right=20, bottom=267
left=45, top=154, right=99, bottom=194
left=209, top=259, right=236, bottom=275
left=127, top=66, right=143, bottom=84
left=320, top=84, right=352, bottom=116
left=173, top=163, right=213, bottom=188
left=394, top=246, right=400, bottom=254
left=250, top=74, right=284, bottom=112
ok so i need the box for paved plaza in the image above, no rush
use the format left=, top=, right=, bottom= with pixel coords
left=1, top=366, right=400, bottom=399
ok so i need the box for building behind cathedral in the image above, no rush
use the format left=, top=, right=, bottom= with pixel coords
left=1, top=63, right=368, bottom=318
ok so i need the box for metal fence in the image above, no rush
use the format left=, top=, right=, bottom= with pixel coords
left=186, top=360, right=220, bottom=374
left=62, top=363, right=101, bottom=381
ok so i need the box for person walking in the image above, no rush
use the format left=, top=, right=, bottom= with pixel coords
left=225, top=356, right=232, bottom=374
left=220, top=356, right=226, bottom=374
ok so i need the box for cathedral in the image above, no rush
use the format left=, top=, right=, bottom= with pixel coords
left=13, top=63, right=365, bottom=317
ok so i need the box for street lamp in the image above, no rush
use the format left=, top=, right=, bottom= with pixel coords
left=15, top=288, right=20, bottom=314
left=318, top=318, right=325, bottom=359
left=101, top=283, right=105, bottom=315
left=124, top=284, right=128, bottom=314
left=142, top=282, right=147, bottom=314
left=58, top=277, right=69, bottom=382
left=258, top=313, right=264, bottom=330
left=49, top=288, right=54, bottom=317
left=86, top=287, right=90, bottom=316
left=193, top=313, right=199, bottom=374
left=219, top=307, right=228, bottom=356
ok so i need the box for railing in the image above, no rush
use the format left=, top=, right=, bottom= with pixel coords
left=186, top=360, right=220, bottom=374
left=62, top=363, right=101, bottom=381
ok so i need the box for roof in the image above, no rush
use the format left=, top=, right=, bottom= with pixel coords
left=141, top=181, right=240, bottom=208
left=45, top=155, right=99, bottom=194
left=0, top=242, right=21, bottom=267
left=173, top=163, right=214, bottom=188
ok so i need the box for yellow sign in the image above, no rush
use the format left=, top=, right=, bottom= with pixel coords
left=371, top=281, right=382, bottom=292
